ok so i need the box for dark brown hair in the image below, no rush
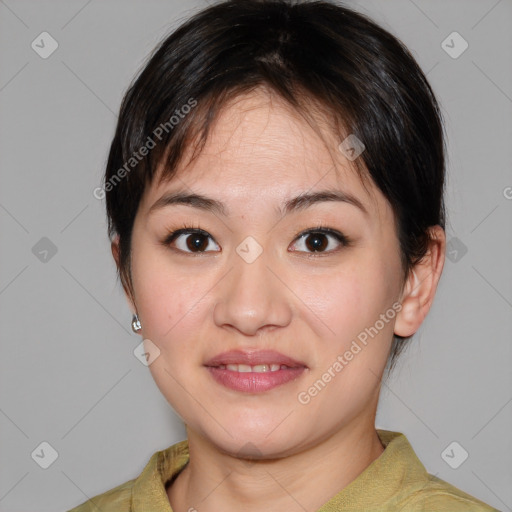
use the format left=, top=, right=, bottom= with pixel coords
left=103, top=0, right=446, bottom=371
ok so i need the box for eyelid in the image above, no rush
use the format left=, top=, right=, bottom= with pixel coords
left=289, top=226, right=351, bottom=255
left=162, top=227, right=211, bottom=246
left=292, top=226, right=350, bottom=246
left=162, top=226, right=220, bottom=254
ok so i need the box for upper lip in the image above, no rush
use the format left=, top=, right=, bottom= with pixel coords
left=204, top=350, right=307, bottom=368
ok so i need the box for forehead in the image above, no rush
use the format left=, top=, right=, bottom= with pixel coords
left=141, top=90, right=385, bottom=221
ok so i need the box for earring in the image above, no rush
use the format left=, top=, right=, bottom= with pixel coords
left=131, top=313, right=142, bottom=333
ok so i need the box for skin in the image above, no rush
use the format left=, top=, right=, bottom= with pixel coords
left=112, top=88, right=445, bottom=512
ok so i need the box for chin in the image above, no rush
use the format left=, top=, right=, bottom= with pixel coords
left=195, top=419, right=307, bottom=460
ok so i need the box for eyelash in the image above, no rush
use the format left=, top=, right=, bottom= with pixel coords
left=161, top=222, right=352, bottom=257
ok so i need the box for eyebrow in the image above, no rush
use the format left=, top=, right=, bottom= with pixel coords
left=148, top=189, right=369, bottom=217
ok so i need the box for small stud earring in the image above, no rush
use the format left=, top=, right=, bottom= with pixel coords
left=131, top=314, right=142, bottom=333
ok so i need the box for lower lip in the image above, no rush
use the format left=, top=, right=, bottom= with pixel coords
left=206, top=366, right=306, bottom=392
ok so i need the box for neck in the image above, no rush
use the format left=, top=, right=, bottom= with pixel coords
left=167, top=418, right=384, bottom=512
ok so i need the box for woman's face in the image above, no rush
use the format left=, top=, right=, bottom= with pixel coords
left=127, top=90, right=406, bottom=457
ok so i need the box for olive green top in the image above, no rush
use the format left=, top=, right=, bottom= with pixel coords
left=68, top=430, right=499, bottom=511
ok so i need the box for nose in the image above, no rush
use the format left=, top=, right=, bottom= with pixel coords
left=213, top=246, right=293, bottom=337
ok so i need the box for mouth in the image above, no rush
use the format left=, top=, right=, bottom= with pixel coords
left=204, top=350, right=308, bottom=392
left=214, top=363, right=295, bottom=372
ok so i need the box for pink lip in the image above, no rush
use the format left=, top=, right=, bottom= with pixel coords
left=204, top=350, right=308, bottom=393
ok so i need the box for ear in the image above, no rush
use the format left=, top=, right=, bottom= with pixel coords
left=394, top=225, right=446, bottom=338
left=111, top=234, right=121, bottom=268
left=111, top=235, right=136, bottom=314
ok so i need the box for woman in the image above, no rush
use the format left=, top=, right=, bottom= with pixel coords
left=69, top=0, right=498, bottom=510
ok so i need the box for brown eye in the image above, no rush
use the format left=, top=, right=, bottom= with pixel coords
left=290, top=228, right=349, bottom=254
left=164, top=229, right=220, bottom=253
left=305, top=233, right=329, bottom=252
left=184, top=232, right=210, bottom=252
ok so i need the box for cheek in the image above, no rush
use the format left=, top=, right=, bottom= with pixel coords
left=130, top=247, right=207, bottom=347
left=309, top=274, right=364, bottom=342
left=131, top=251, right=210, bottom=413
left=296, top=253, right=397, bottom=356
left=292, top=261, right=370, bottom=343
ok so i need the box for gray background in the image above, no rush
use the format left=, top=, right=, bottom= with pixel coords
left=0, top=0, right=511, bottom=510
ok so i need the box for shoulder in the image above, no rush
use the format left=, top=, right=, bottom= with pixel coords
left=66, top=440, right=189, bottom=512
left=66, top=477, right=136, bottom=511
left=398, top=473, right=500, bottom=511
left=374, top=430, right=499, bottom=511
